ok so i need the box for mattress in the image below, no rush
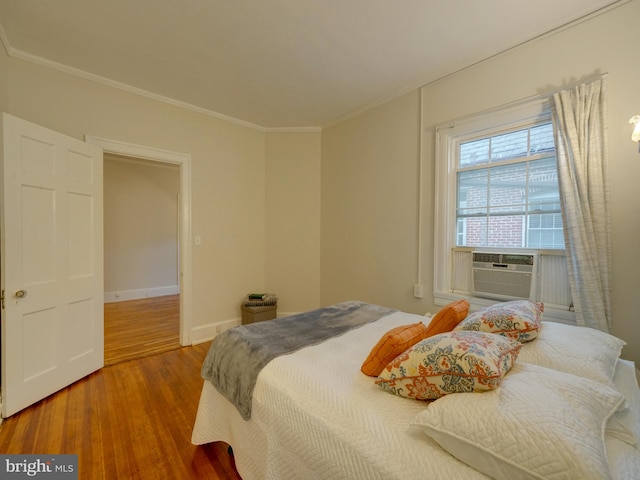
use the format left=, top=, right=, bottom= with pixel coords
left=192, top=309, right=640, bottom=479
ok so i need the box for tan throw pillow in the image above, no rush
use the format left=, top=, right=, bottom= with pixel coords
left=424, top=299, right=470, bottom=338
left=361, top=323, right=429, bottom=377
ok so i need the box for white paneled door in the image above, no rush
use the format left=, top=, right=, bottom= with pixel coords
left=1, top=114, right=104, bottom=417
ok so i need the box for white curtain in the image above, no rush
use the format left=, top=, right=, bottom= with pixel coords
left=551, top=78, right=612, bottom=332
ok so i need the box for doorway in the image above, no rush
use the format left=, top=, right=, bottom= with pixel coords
left=85, top=136, right=193, bottom=348
left=103, top=154, right=181, bottom=364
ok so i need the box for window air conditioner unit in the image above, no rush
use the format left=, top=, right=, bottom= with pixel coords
left=472, top=252, right=537, bottom=301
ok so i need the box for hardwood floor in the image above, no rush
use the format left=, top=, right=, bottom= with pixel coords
left=104, top=295, right=181, bottom=366
left=0, top=342, right=242, bottom=480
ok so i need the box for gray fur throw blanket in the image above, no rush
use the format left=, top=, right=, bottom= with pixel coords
left=201, top=301, right=396, bottom=419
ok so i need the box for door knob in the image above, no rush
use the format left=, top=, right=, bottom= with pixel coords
left=15, top=290, right=27, bottom=298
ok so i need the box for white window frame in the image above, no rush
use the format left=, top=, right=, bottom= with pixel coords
left=433, top=97, right=574, bottom=322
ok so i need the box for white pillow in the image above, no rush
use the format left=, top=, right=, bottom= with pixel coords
left=411, top=363, right=625, bottom=480
left=517, top=321, right=625, bottom=387
left=607, top=408, right=637, bottom=446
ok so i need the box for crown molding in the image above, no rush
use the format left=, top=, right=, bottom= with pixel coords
left=11, top=46, right=268, bottom=131
left=264, top=126, right=321, bottom=133
left=0, top=27, right=322, bottom=133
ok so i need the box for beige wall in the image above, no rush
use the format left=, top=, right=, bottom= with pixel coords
left=265, top=133, right=321, bottom=314
left=6, top=58, right=272, bottom=331
left=103, top=155, right=180, bottom=300
left=322, top=0, right=640, bottom=364
left=322, top=90, right=423, bottom=309
left=5, top=56, right=325, bottom=336
left=0, top=42, right=7, bottom=112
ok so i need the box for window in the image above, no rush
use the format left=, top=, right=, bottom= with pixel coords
left=455, top=122, right=564, bottom=250
left=432, top=98, right=572, bottom=313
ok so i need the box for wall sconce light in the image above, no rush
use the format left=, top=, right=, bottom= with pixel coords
left=630, top=115, right=640, bottom=144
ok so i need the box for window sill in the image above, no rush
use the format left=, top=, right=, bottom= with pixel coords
left=433, top=291, right=576, bottom=325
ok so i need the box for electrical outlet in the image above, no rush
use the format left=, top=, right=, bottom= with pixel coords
left=413, top=284, right=424, bottom=299
left=216, top=325, right=222, bottom=334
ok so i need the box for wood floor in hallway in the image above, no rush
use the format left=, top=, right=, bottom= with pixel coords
left=104, top=294, right=180, bottom=366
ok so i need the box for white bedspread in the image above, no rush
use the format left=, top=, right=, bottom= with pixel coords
left=192, top=310, right=640, bottom=480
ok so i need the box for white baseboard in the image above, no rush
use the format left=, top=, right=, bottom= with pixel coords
left=191, top=318, right=241, bottom=344
left=104, top=285, right=179, bottom=303
left=190, top=311, right=301, bottom=345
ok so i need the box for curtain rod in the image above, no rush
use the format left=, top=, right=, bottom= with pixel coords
left=535, top=71, right=608, bottom=98
left=430, top=72, right=608, bottom=132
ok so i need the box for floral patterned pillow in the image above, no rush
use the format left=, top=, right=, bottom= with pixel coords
left=453, top=300, right=543, bottom=343
left=376, top=331, right=521, bottom=401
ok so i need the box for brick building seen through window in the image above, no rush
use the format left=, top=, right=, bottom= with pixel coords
left=456, top=122, right=564, bottom=250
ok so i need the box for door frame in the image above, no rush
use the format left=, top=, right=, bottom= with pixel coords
left=85, top=136, right=192, bottom=346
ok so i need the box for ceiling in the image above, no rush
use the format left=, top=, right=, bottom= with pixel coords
left=0, top=0, right=626, bottom=130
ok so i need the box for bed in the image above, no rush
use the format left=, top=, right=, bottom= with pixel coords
left=191, top=300, right=640, bottom=480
